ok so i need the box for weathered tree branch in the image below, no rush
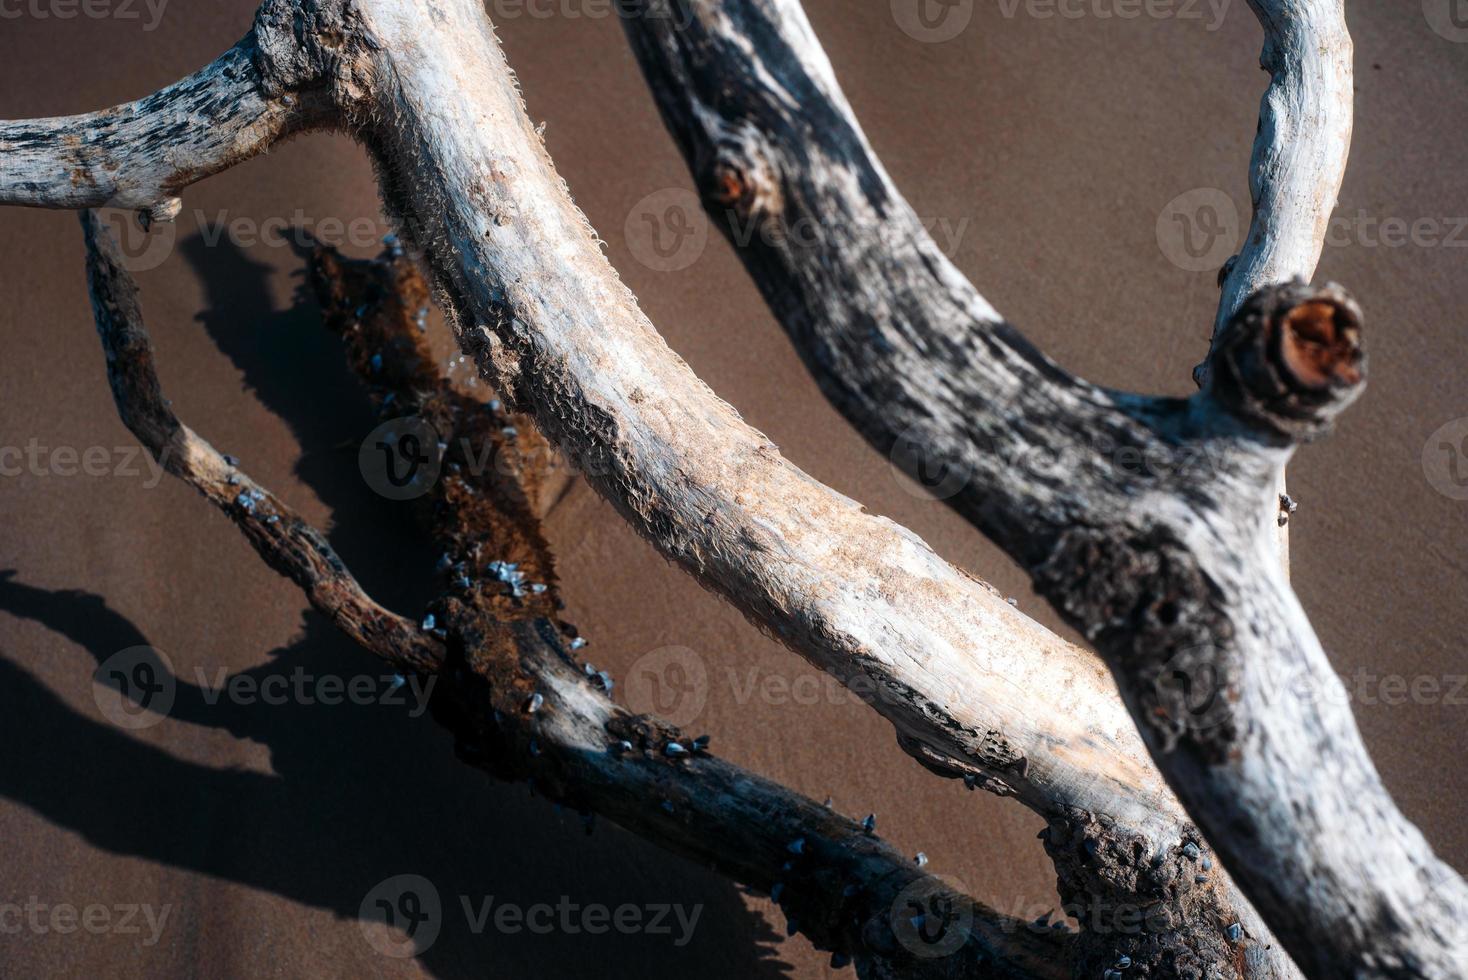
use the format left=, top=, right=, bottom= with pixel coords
left=318, top=246, right=1072, bottom=980
left=82, top=208, right=442, bottom=673
left=616, top=1, right=1463, bottom=977
left=341, top=2, right=1298, bottom=975
left=15, top=11, right=1254, bottom=976
left=10, top=1, right=1456, bottom=976
left=1216, top=0, right=1354, bottom=570
left=2, top=40, right=323, bottom=217
left=1211, top=0, right=1353, bottom=363
left=82, top=214, right=1070, bottom=978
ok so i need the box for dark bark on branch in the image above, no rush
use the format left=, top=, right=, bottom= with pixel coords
left=82, top=209, right=443, bottom=673
left=81, top=214, right=1070, bottom=979
left=16, top=1, right=1455, bottom=976
left=312, top=245, right=1070, bottom=979
left=616, top=2, right=1464, bottom=977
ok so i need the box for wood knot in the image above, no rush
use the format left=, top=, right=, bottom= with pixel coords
left=1278, top=299, right=1362, bottom=389
left=702, top=145, right=781, bottom=224
left=1206, top=279, right=1366, bottom=442
left=711, top=164, right=746, bottom=209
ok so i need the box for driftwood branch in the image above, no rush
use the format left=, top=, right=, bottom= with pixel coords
left=616, top=1, right=1463, bottom=977
left=3, top=1, right=1457, bottom=977
left=18, top=10, right=1248, bottom=977
left=82, top=209, right=442, bottom=673
left=1210, top=0, right=1354, bottom=360
left=1214, top=0, right=1354, bottom=569
left=82, top=216, right=1070, bottom=979
left=1, top=40, right=321, bottom=217
left=344, top=2, right=1297, bottom=975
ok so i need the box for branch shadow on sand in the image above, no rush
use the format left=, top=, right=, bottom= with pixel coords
left=0, top=230, right=792, bottom=979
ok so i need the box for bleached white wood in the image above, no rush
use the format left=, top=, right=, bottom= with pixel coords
left=1, top=1, right=1460, bottom=977
left=1223, top=0, right=1354, bottom=573
left=0, top=40, right=317, bottom=215
left=614, top=2, right=1461, bottom=978
left=1212, top=0, right=1354, bottom=351
left=83, top=213, right=1069, bottom=979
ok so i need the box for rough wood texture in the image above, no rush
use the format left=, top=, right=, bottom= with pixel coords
left=311, top=242, right=1070, bottom=980
left=83, top=217, right=1071, bottom=979
left=0, top=41, right=322, bottom=217
left=82, top=209, right=443, bottom=674
left=345, top=2, right=1292, bottom=976
left=615, top=2, right=1463, bottom=977
left=1211, top=0, right=1354, bottom=361
left=18, top=11, right=1253, bottom=978
left=1215, top=0, right=1354, bottom=571
left=4, top=1, right=1458, bottom=977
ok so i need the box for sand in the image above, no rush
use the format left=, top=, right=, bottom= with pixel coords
left=0, top=1, right=1463, bottom=976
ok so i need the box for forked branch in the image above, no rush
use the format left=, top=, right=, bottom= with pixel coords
left=3, top=1, right=1457, bottom=976
left=2, top=41, right=321, bottom=218
left=20, top=8, right=1245, bottom=975
left=617, top=1, right=1461, bottom=976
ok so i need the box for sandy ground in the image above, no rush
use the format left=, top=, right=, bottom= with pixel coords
left=0, top=1, right=1464, bottom=977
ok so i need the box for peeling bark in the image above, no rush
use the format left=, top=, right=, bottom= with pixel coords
left=1, top=41, right=322, bottom=215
